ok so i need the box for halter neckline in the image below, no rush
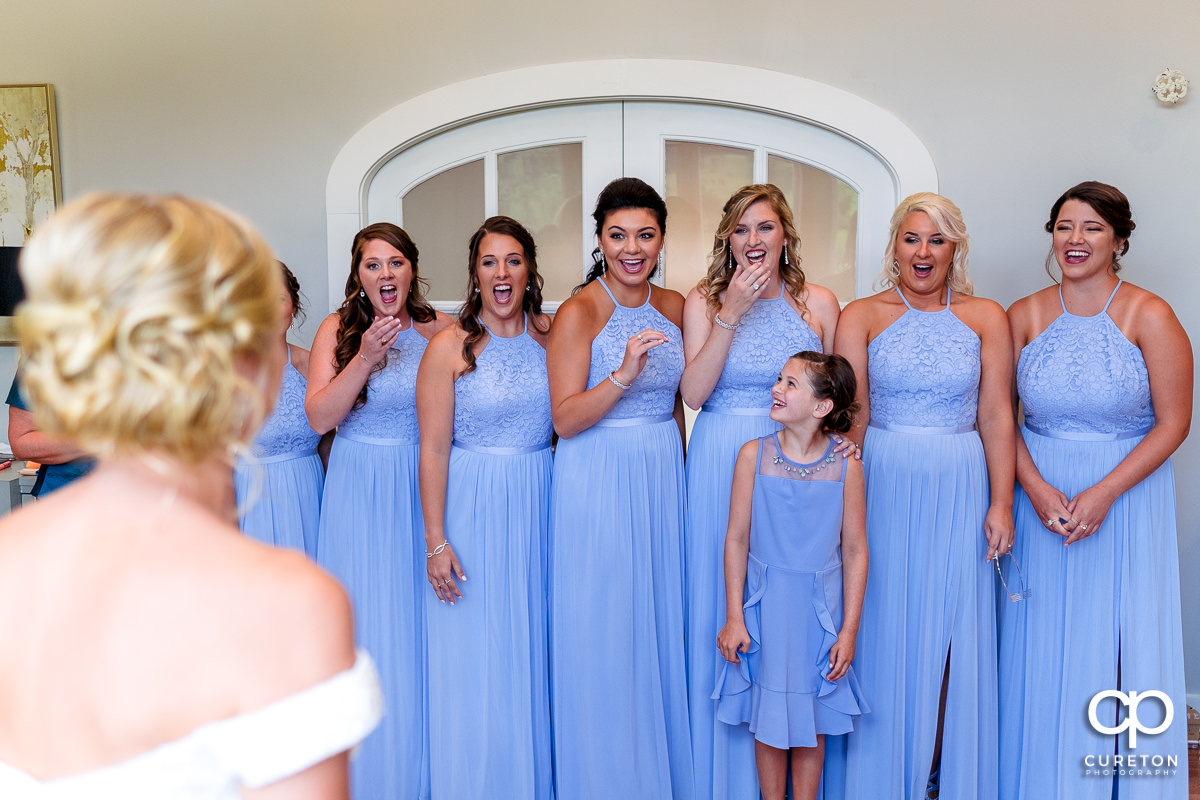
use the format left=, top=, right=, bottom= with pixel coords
left=598, top=276, right=651, bottom=309
left=895, top=285, right=951, bottom=313
left=481, top=313, right=529, bottom=340
left=1058, top=279, right=1122, bottom=318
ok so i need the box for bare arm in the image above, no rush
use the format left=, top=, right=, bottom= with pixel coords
left=972, top=300, right=1016, bottom=558
left=1063, top=295, right=1192, bottom=544
left=242, top=567, right=357, bottom=800
left=716, top=441, right=757, bottom=664
left=679, top=266, right=766, bottom=409
left=304, top=315, right=402, bottom=434
left=8, top=406, right=88, bottom=464
left=547, top=293, right=668, bottom=439
left=416, top=328, right=466, bottom=604
left=833, top=300, right=873, bottom=447
left=1007, top=296, right=1074, bottom=534
left=803, top=283, right=842, bottom=354
left=828, top=457, right=866, bottom=681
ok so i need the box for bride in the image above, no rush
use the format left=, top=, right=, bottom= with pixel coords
left=0, top=193, right=380, bottom=799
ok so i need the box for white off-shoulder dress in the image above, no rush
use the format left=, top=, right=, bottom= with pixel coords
left=0, top=652, right=382, bottom=800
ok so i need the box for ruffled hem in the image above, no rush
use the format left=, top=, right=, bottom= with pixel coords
left=713, top=668, right=866, bottom=749
left=711, top=556, right=867, bottom=749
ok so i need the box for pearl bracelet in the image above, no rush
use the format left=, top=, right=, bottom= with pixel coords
left=426, top=541, right=450, bottom=558
left=607, top=371, right=631, bottom=390
left=714, top=312, right=739, bottom=331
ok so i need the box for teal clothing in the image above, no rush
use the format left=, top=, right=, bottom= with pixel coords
left=6, top=376, right=93, bottom=497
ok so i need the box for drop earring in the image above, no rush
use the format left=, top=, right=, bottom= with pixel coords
left=727, top=249, right=735, bottom=271
left=783, top=248, right=790, bottom=267
left=359, top=288, right=366, bottom=298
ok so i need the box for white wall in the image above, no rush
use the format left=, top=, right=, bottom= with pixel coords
left=5, top=0, right=1199, bottom=694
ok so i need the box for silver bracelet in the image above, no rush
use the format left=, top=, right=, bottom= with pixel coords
left=714, top=312, right=739, bottom=331
left=426, top=540, right=450, bottom=558
left=607, top=371, right=631, bottom=390
left=359, top=353, right=369, bottom=362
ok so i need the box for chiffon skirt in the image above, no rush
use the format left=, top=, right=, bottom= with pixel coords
left=427, top=446, right=553, bottom=799
left=684, top=409, right=779, bottom=800
left=317, top=435, right=428, bottom=800
left=998, top=427, right=1186, bottom=800
left=235, top=452, right=323, bottom=556
left=841, top=427, right=997, bottom=800
left=550, top=418, right=694, bottom=800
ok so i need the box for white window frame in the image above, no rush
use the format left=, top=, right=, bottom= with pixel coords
left=325, top=59, right=938, bottom=312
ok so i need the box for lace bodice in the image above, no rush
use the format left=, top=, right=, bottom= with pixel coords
left=453, top=320, right=553, bottom=448
left=868, top=289, right=980, bottom=428
left=339, top=326, right=427, bottom=441
left=705, top=292, right=821, bottom=409
left=585, top=279, right=684, bottom=419
left=0, top=652, right=382, bottom=800
left=249, top=352, right=320, bottom=458
left=1017, top=281, right=1154, bottom=435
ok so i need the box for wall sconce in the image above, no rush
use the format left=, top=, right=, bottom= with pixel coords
left=1153, top=69, right=1188, bottom=104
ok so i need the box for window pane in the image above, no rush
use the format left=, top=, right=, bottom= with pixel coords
left=767, top=155, right=858, bottom=304
left=402, top=159, right=485, bottom=301
left=664, top=141, right=753, bottom=296
left=497, top=143, right=583, bottom=303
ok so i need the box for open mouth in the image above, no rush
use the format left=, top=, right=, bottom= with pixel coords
left=746, top=249, right=767, bottom=265
left=379, top=284, right=398, bottom=304
left=912, top=264, right=934, bottom=279
left=619, top=259, right=645, bottom=275
left=493, top=283, right=513, bottom=305
left=1064, top=250, right=1090, bottom=264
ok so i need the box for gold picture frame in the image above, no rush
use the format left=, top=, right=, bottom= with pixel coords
left=0, top=83, right=61, bottom=344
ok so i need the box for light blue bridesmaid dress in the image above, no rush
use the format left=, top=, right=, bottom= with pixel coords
left=427, top=318, right=554, bottom=799
left=712, top=434, right=866, bottom=748
left=998, top=281, right=1186, bottom=800
left=842, top=288, right=998, bottom=800
left=549, top=278, right=694, bottom=800
left=684, top=289, right=821, bottom=800
left=235, top=348, right=323, bottom=556
left=316, top=325, right=429, bottom=800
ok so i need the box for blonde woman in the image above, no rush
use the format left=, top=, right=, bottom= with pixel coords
left=0, top=193, right=380, bottom=798
left=679, top=184, right=841, bottom=800
left=835, top=193, right=1013, bottom=800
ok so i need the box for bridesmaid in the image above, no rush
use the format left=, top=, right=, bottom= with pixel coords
left=999, top=182, right=1190, bottom=800
left=547, top=177, right=694, bottom=799
left=679, top=184, right=841, bottom=800
left=417, top=216, right=554, bottom=799
left=235, top=262, right=325, bottom=556
left=835, top=193, right=1013, bottom=800
left=306, top=223, right=451, bottom=800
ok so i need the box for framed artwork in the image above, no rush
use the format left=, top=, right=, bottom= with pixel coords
left=0, top=84, right=61, bottom=343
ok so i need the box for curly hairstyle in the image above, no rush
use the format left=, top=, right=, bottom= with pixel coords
left=877, top=193, right=974, bottom=296
left=1043, top=181, right=1135, bottom=279
left=458, top=216, right=550, bottom=377
left=334, top=223, right=437, bottom=408
left=699, top=184, right=807, bottom=316
left=278, top=261, right=306, bottom=327
left=576, top=177, right=668, bottom=291
left=16, top=192, right=281, bottom=463
left=790, top=351, right=859, bottom=434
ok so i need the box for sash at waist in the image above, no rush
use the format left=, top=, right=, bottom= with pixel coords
left=700, top=405, right=772, bottom=417
left=1023, top=422, right=1151, bottom=442
left=868, top=420, right=976, bottom=435
left=249, top=448, right=319, bottom=465
left=337, top=431, right=418, bottom=446
left=452, top=440, right=551, bottom=455
left=594, top=413, right=674, bottom=428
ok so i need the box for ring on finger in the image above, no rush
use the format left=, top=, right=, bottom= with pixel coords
left=1079, top=523, right=1089, bottom=531
left=752, top=282, right=760, bottom=291
left=637, top=333, right=644, bottom=342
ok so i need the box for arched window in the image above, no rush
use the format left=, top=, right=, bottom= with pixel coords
left=326, top=60, right=936, bottom=311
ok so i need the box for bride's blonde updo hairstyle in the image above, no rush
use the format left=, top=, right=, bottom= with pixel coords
left=15, top=193, right=282, bottom=463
